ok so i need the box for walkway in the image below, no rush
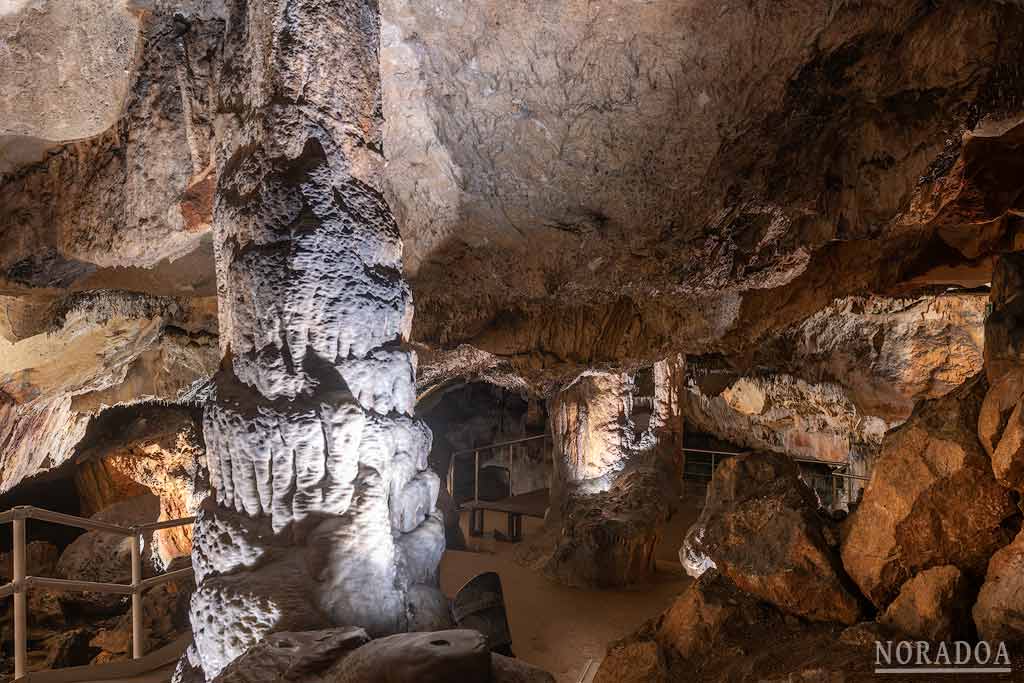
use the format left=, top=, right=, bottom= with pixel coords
left=442, top=507, right=698, bottom=683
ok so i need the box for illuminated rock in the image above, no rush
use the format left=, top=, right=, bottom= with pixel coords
left=681, top=452, right=860, bottom=624
left=841, top=376, right=1017, bottom=609
left=187, top=0, right=447, bottom=677
left=544, top=357, right=684, bottom=587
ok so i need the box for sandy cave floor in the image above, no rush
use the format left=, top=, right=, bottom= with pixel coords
left=440, top=495, right=703, bottom=682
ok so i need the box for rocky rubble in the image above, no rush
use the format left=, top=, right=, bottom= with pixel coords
left=680, top=452, right=861, bottom=625
left=841, top=375, right=1018, bottom=609
left=878, top=565, right=975, bottom=642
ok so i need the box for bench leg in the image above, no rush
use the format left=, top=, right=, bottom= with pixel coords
left=507, top=513, right=523, bottom=542
left=470, top=509, right=484, bottom=537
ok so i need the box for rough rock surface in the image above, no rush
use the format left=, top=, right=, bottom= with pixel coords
left=593, top=641, right=668, bottom=683
left=390, top=1, right=1024, bottom=386
left=878, top=565, right=974, bottom=641
left=0, top=1, right=138, bottom=156
left=681, top=452, right=860, bottom=624
left=980, top=254, right=1024, bottom=492
left=210, top=627, right=370, bottom=683
left=682, top=372, right=887, bottom=466
left=322, top=630, right=491, bottom=683
left=758, top=293, right=987, bottom=423
left=74, top=406, right=206, bottom=566
left=186, top=0, right=448, bottom=677
left=543, top=359, right=683, bottom=587
left=0, top=293, right=218, bottom=494
left=595, top=570, right=778, bottom=683
left=985, top=252, right=1024, bottom=385
left=55, top=494, right=161, bottom=615
left=90, top=559, right=194, bottom=659
left=973, top=528, right=1024, bottom=643
left=841, top=375, right=1018, bottom=609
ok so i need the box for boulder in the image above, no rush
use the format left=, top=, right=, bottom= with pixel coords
left=654, top=570, right=777, bottom=661
left=680, top=452, right=861, bottom=624
left=973, top=528, right=1024, bottom=643
left=55, top=493, right=161, bottom=615
left=491, top=654, right=557, bottom=683
left=594, top=571, right=781, bottom=683
left=879, top=565, right=974, bottom=641
left=1, top=541, right=64, bottom=626
left=323, top=630, right=492, bottom=683
left=593, top=640, right=668, bottom=683
left=977, top=368, right=1024, bottom=457
left=37, top=627, right=98, bottom=670
left=841, top=375, right=1017, bottom=608
left=212, top=628, right=370, bottom=683
left=0, top=540, right=60, bottom=580
left=990, top=398, right=1024, bottom=492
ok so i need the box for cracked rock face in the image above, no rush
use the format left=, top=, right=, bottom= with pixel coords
left=841, top=375, right=1018, bottom=609
left=384, top=0, right=1024, bottom=385
left=0, top=292, right=218, bottom=494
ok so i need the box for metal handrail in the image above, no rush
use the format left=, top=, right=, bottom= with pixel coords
left=0, top=505, right=196, bottom=680
left=448, top=433, right=549, bottom=504
left=450, top=433, right=549, bottom=456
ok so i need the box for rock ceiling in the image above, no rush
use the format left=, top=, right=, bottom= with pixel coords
left=2, top=0, right=1024, bottom=490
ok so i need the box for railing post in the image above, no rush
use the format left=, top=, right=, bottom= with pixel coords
left=474, top=450, right=480, bottom=503
left=130, top=530, right=144, bottom=660
left=13, top=513, right=27, bottom=680
left=447, top=454, right=455, bottom=498
left=508, top=444, right=514, bottom=497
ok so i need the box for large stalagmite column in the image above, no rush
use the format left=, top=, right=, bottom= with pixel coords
left=544, top=357, right=685, bottom=587
left=185, top=1, right=447, bottom=679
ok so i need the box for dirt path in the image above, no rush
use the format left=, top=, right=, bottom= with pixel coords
left=441, top=505, right=698, bottom=682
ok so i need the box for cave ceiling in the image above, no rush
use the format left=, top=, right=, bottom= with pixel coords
left=2, top=0, right=1024, bottom=488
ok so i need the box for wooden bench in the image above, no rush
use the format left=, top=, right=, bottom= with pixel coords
left=462, top=489, right=549, bottom=542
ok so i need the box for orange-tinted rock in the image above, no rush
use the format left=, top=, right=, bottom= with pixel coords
left=841, top=375, right=1017, bottom=608
left=593, top=640, right=668, bottom=683
left=977, top=368, right=1024, bottom=457
left=879, top=565, right=973, bottom=641
left=991, top=399, right=1024, bottom=492
left=655, top=570, right=773, bottom=661
left=682, top=452, right=860, bottom=624
left=973, top=529, right=1024, bottom=643
left=74, top=407, right=205, bottom=566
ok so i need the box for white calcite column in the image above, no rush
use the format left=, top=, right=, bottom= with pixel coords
left=186, top=0, right=447, bottom=679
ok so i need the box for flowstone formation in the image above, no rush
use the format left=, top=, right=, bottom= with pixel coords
left=186, top=0, right=447, bottom=678
left=543, top=358, right=685, bottom=587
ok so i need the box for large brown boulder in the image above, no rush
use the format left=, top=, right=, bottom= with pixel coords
left=878, top=565, right=974, bottom=641
left=973, top=528, right=1024, bottom=643
left=594, top=570, right=778, bottom=683
left=593, top=640, right=668, bottom=683
left=841, top=375, right=1017, bottom=608
left=680, top=452, right=861, bottom=624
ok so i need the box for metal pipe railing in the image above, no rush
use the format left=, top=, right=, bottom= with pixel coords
left=0, top=505, right=195, bottom=680
left=447, top=433, right=549, bottom=504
